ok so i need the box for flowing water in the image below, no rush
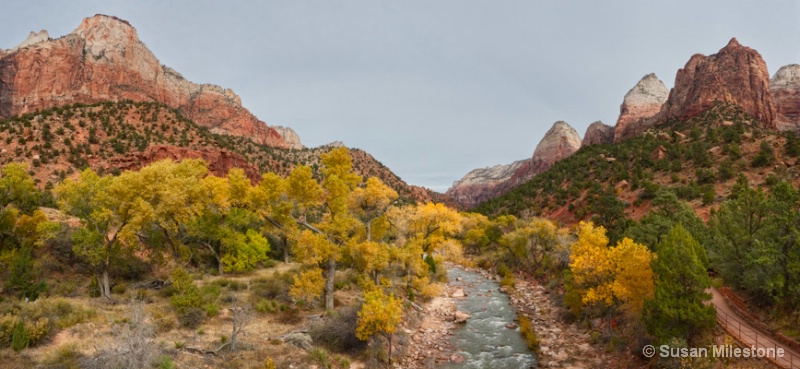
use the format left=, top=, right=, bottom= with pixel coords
left=441, top=267, right=537, bottom=369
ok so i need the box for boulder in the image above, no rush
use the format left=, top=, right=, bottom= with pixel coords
left=454, top=311, right=471, bottom=324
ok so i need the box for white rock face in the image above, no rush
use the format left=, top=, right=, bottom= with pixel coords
left=531, top=121, right=582, bottom=165
left=772, top=64, right=800, bottom=131
left=322, top=141, right=346, bottom=148
left=614, top=73, right=668, bottom=141
left=7, top=30, right=50, bottom=53
left=451, top=160, right=526, bottom=188
left=771, top=64, right=800, bottom=88
left=272, top=126, right=304, bottom=149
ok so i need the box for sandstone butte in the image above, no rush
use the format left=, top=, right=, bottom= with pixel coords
left=612, top=73, right=668, bottom=142
left=581, top=120, right=614, bottom=146
left=447, top=121, right=582, bottom=208
left=654, top=37, right=776, bottom=129
left=0, top=14, right=297, bottom=148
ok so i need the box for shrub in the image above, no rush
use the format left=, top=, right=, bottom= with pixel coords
left=308, top=348, right=332, bottom=368
left=310, top=306, right=366, bottom=353
left=254, top=299, right=282, bottom=314
left=251, top=273, right=292, bottom=301
left=42, top=343, right=83, bottom=369
left=518, top=315, right=540, bottom=351
left=178, top=307, right=205, bottom=329
left=5, top=246, right=48, bottom=300
left=11, top=320, right=30, bottom=351
left=500, top=274, right=516, bottom=290
left=88, top=276, right=102, bottom=298
left=155, top=355, right=176, bottom=369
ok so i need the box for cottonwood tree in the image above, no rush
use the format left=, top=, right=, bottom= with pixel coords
left=190, top=169, right=269, bottom=275
left=568, top=222, right=655, bottom=335
left=348, top=177, right=397, bottom=283
left=122, top=159, right=209, bottom=260
left=55, top=168, right=144, bottom=300
left=356, top=288, right=403, bottom=365
left=285, top=148, right=361, bottom=310
left=387, top=202, right=463, bottom=297
left=500, top=218, right=562, bottom=275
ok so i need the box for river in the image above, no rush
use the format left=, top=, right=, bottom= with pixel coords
left=441, top=267, right=537, bottom=369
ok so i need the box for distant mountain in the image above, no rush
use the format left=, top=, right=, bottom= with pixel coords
left=446, top=121, right=581, bottom=208
left=450, top=38, right=800, bottom=211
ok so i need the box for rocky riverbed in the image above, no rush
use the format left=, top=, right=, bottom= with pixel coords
left=402, top=265, right=609, bottom=369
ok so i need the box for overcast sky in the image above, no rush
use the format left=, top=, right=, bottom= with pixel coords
left=2, top=1, right=799, bottom=191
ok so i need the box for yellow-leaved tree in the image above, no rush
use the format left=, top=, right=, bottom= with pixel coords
left=285, top=148, right=362, bottom=310
left=356, top=288, right=403, bottom=365
left=609, top=237, right=654, bottom=319
left=387, top=202, right=462, bottom=298
left=569, top=221, right=615, bottom=310
left=190, top=168, right=270, bottom=275
left=55, top=168, right=143, bottom=299
left=568, top=221, right=655, bottom=335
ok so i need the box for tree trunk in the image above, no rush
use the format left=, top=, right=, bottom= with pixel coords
left=366, top=221, right=372, bottom=242
left=282, top=236, right=289, bottom=264
left=218, top=257, right=224, bottom=276
left=101, top=265, right=111, bottom=300
left=324, top=258, right=336, bottom=311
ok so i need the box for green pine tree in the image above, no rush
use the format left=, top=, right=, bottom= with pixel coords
left=644, top=225, right=715, bottom=344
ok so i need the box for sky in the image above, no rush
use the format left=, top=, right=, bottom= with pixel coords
left=2, top=1, right=799, bottom=192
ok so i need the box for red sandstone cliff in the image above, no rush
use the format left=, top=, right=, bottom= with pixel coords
left=102, top=145, right=261, bottom=183
left=656, top=38, right=775, bottom=129
left=0, top=14, right=290, bottom=148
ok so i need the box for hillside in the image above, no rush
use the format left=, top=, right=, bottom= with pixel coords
left=0, top=100, right=439, bottom=202
left=475, top=103, right=798, bottom=223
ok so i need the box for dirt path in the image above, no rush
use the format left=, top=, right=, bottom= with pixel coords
left=710, top=287, right=800, bottom=368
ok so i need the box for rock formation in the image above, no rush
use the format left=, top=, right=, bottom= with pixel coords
left=103, top=145, right=261, bottom=183
left=656, top=38, right=775, bottom=129
left=6, top=30, right=50, bottom=53
left=447, top=121, right=582, bottom=208
left=509, top=121, right=582, bottom=185
left=613, top=73, right=668, bottom=142
left=273, top=126, right=304, bottom=149
left=445, top=160, right=527, bottom=208
left=0, top=14, right=290, bottom=148
left=582, top=121, right=614, bottom=146
left=771, top=64, right=800, bottom=131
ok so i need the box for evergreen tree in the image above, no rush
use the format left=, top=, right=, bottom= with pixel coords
left=644, top=225, right=715, bottom=343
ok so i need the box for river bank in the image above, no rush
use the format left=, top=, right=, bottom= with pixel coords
left=402, top=264, right=610, bottom=369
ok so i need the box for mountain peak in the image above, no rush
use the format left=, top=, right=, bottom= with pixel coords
left=532, top=121, right=581, bottom=161
left=657, top=38, right=775, bottom=128
left=725, top=37, right=741, bottom=49
left=73, top=15, right=140, bottom=62
left=583, top=120, right=614, bottom=146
